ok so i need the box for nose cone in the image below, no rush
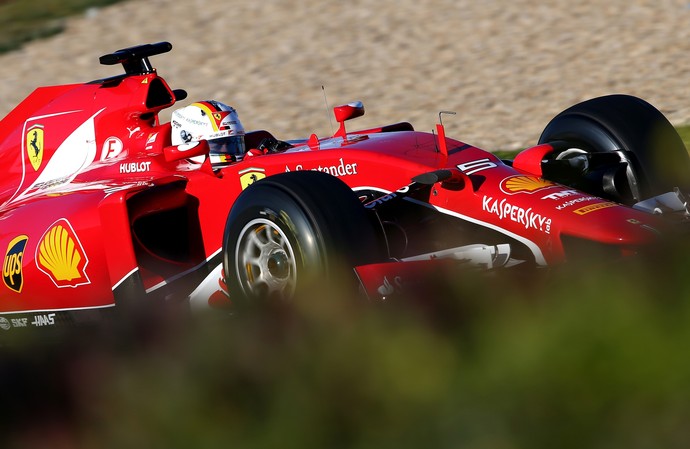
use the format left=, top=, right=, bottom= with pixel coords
left=558, top=201, right=664, bottom=246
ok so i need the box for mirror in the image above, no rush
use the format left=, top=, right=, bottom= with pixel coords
left=163, top=140, right=210, bottom=162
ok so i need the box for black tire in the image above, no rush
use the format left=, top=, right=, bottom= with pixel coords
left=222, top=171, right=383, bottom=304
left=538, top=94, right=690, bottom=204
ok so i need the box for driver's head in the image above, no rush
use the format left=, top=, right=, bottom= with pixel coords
left=171, top=100, right=246, bottom=166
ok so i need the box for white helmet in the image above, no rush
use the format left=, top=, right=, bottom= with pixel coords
left=171, top=100, right=246, bottom=166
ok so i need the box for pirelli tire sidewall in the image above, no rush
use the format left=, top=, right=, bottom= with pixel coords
left=222, top=171, right=381, bottom=304
left=538, top=94, right=690, bottom=202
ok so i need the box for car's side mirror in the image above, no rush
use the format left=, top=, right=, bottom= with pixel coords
left=333, top=101, right=365, bottom=138
left=163, top=140, right=210, bottom=162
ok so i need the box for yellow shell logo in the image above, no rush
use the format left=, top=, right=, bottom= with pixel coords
left=36, top=219, right=90, bottom=288
left=501, top=175, right=555, bottom=194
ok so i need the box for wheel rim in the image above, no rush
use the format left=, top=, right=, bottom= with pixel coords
left=555, top=148, right=588, bottom=160
left=555, top=147, right=590, bottom=172
left=234, top=218, right=297, bottom=299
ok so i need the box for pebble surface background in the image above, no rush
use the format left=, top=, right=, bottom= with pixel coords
left=1, top=0, right=689, bottom=150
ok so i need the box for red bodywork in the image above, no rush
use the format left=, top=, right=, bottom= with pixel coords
left=0, top=44, right=663, bottom=330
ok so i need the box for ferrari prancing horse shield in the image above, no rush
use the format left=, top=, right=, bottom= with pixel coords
left=26, top=124, right=44, bottom=171
left=239, top=167, right=266, bottom=190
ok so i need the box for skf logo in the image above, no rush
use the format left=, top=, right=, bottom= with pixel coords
left=3, top=236, right=28, bottom=293
left=26, top=124, right=44, bottom=171
left=500, top=175, right=555, bottom=194
left=36, top=219, right=90, bottom=288
left=239, top=168, right=266, bottom=190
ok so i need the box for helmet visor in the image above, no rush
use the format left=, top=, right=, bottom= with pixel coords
left=208, top=135, right=246, bottom=164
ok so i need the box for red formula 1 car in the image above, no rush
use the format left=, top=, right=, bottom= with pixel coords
left=1, top=42, right=688, bottom=333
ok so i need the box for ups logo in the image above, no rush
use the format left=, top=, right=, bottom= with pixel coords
left=3, top=236, right=28, bottom=293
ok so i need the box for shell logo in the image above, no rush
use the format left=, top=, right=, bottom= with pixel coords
left=500, top=175, right=556, bottom=194
left=36, top=219, right=90, bottom=288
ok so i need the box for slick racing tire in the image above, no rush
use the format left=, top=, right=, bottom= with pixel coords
left=538, top=94, right=690, bottom=205
left=222, top=171, right=383, bottom=304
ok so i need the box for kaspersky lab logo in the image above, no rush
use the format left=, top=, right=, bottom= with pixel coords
left=3, top=236, right=28, bottom=293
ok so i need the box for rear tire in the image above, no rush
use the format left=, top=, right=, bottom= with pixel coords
left=222, top=171, right=383, bottom=305
left=538, top=94, right=690, bottom=204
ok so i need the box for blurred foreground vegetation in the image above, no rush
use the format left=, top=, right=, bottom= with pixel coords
left=1, top=2, right=690, bottom=446
left=0, top=0, right=124, bottom=54
left=2, top=240, right=690, bottom=449
left=677, top=124, right=690, bottom=150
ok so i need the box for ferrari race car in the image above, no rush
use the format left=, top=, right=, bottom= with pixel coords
left=1, top=42, right=688, bottom=334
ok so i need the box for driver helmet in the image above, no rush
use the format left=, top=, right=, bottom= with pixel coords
left=171, top=100, right=246, bottom=166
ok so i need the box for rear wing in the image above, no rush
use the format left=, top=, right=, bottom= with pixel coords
left=99, top=41, right=172, bottom=76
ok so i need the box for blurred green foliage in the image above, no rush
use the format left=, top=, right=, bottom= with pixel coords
left=677, top=124, right=690, bottom=151
left=2, top=246, right=690, bottom=448
left=0, top=0, right=124, bottom=54
left=0, top=5, right=689, bottom=443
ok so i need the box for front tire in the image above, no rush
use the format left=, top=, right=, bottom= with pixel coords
left=222, top=171, right=383, bottom=304
left=538, top=94, right=690, bottom=204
